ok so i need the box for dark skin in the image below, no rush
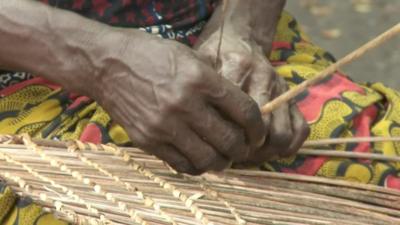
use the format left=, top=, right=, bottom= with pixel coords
left=0, top=0, right=309, bottom=174
left=196, top=0, right=309, bottom=164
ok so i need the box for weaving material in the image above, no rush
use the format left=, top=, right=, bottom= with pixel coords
left=0, top=134, right=399, bottom=225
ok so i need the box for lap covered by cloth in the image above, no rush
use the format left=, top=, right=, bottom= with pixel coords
left=0, top=12, right=400, bottom=224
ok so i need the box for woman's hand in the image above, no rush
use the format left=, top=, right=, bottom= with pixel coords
left=88, top=33, right=267, bottom=174
left=195, top=28, right=309, bottom=164
left=0, top=0, right=266, bottom=175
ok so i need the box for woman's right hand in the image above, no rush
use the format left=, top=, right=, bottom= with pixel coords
left=87, top=33, right=266, bottom=175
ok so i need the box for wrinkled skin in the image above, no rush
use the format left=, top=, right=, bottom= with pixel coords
left=196, top=28, right=310, bottom=164
left=0, top=0, right=309, bottom=174
left=89, top=35, right=267, bottom=174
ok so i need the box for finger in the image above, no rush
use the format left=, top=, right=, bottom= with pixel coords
left=246, top=60, right=277, bottom=141
left=147, top=144, right=200, bottom=175
left=204, top=72, right=266, bottom=148
left=267, top=77, right=294, bottom=157
left=246, top=58, right=276, bottom=106
left=127, top=127, right=200, bottom=174
left=287, top=104, right=310, bottom=155
left=229, top=62, right=284, bottom=164
left=189, top=103, right=250, bottom=162
left=172, top=123, right=230, bottom=173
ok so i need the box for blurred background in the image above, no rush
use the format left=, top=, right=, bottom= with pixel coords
left=285, top=0, right=400, bottom=89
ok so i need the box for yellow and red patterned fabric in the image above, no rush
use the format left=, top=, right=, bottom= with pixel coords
left=0, top=12, right=400, bottom=224
left=0, top=182, right=68, bottom=225
left=264, top=13, right=400, bottom=189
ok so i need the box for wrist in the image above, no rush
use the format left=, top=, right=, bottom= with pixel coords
left=86, top=29, right=169, bottom=101
left=44, top=13, right=148, bottom=97
left=198, top=0, right=285, bottom=55
left=45, top=15, right=114, bottom=96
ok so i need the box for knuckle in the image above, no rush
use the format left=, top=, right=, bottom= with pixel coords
left=227, top=53, right=252, bottom=68
left=166, top=92, right=188, bottom=112
left=164, top=85, right=199, bottom=113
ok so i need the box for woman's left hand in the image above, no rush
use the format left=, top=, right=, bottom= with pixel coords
left=195, top=30, right=309, bottom=164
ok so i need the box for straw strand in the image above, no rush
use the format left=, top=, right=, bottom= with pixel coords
left=21, top=135, right=147, bottom=225
left=214, top=0, right=228, bottom=69
left=0, top=151, right=112, bottom=224
left=69, top=141, right=178, bottom=225
left=0, top=171, right=96, bottom=225
left=164, top=162, right=247, bottom=225
left=196, top=177, right=246, bottom=225
left=0, top=135, right=399, bottom=225
left=304, top=136, right=400, bottom=147
left=299, top=148, right=400, bottom=162
left=93, top=142, right=214, bottom=225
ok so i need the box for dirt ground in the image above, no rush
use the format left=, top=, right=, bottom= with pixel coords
left=285, top=0, right=400, bottom=89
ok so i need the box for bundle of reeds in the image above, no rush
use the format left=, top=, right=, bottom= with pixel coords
left=0, top=134, right=399, bottom=225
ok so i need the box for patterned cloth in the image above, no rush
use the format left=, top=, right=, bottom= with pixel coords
left=264, top=14, right=400, bottom=189
left=0, top=182, right=67, bottom=225
left=38, top=0, right=217, bottom=46
left=1, top=10, right=400, bottom=225
left=0, top=71, right=32, bottom=90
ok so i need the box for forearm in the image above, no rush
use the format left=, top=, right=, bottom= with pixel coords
left=200, top=0, right=286, bottom=54
left=0, top=0, right=142, bottom=94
